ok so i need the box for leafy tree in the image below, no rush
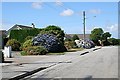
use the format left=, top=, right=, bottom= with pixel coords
left=90, top=28, right=104, bottom=45
left=101, top=32, right=111, bottom=46
left=72, top=34, right=79, bottom=41
left=102, top=32, right=111, bottom=41
left=40, top=25, right=65, bottom=44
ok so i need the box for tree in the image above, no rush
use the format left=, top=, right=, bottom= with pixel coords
left=102, top=32, right=111, bottom=41
left=101, top=32, right=111, bottom=46
left=90, top=28, right=104, bottom=45
left=72, top=34, right=79, bottom=41
left=40, top=25, right=65, bottom=44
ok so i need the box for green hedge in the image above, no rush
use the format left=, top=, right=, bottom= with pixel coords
left=9, top=25, right=65, bottom=44
left=9, top=28, right=41, bottom=43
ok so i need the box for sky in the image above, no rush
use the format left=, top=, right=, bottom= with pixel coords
left=1, top=2, right=118, bottom=38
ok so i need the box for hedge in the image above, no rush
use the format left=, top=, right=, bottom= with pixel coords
left=9, top=28, right=41, bottom=43
left=9, top=25, right=65, bottom=44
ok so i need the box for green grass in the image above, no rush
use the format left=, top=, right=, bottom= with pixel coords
left=48, top=52, right=65, bottom=55
left=68, top=48, right=84, bottom=52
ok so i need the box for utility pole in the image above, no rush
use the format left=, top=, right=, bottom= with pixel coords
left=83, top=11, right=86, bottom=40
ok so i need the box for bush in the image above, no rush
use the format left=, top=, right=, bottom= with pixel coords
left=23, top=46, right=48, bottom=55
left=65, top=41, right=77, bottom=50
left=32, top=34, right=67, bottom=52
left=20, top=51, right=27, bottom=56
left=22, top=39, right=33, bottom=50
left=72, top=34, right=79, bottom=41
left=6, top=39, right=21, bottom=51
left=25, top=36, right=33, bottom=41
left=108, top=38, right=119, bottom=45
left=102, top=40, right=111, bottom=46
left=65, top=38, right=72, bottom=41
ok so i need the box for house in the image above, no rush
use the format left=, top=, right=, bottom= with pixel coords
left=7, top=23, right=35, bottom=37
left=7, top=24, right=34, bottom=33
left=65, top=34, right=90, bottom=40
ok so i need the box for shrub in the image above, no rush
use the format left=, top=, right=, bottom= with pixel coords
left=24, top=46, right=48, bottom=55
left=65, top=41, right=77, bottom=50
left=25, top=36, right=33, bottom=41
left=108, top=38, right=119, bottom=45
left=6, top=39, right=21, bottom=51
left=32, top=34, right=67, bottom=52
left=20, top=51, right=27, bottom=56
left=22, top=39, right=33, bottom=50
left=72, top=34, right=79, bottom=41
left=102, top=40, right=111, bottom=46
left=65, top=38, right=72, bottom=41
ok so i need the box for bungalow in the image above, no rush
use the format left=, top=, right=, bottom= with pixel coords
left=6, top=23, right=35, bottom=37
left=1, top=23, right=35, bottom=48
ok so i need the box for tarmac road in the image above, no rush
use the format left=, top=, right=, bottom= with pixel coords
left=1, top=46, right=118, bottom=80
left=24, top=46, right=118, bottom=79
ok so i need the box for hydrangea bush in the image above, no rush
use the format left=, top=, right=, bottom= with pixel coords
left=32, top=34, right=67, bottom=52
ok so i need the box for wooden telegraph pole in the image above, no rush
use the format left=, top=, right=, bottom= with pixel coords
left=83, top=11, right=86, bottom=40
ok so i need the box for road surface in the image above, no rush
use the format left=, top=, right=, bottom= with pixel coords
left=24, top=46, right=118, bottom=79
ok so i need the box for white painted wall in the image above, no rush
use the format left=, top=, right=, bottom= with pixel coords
left=2, top=46, right=12, bottom=58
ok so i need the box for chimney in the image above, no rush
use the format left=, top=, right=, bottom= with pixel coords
left=32, top=23, right=35, bottom=28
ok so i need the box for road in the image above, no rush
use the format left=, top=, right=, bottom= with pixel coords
left=23, top=46, right=118, bottom=79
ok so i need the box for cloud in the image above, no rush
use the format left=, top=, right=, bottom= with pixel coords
left=32, top=2, right=42, bottom=9
left=106, top=24, right=118, bottom=32
left=55, top=0, right=63, bottom=6
left=60, top=9, right=74, bottom=16
left=88, top=9, right=101, bottom=14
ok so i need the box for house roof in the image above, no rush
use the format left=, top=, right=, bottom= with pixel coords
left=7, top=24, right=33, bottom=35
left=65, top=34, right=90, bottom=39
left=8, top=24, right=33, bottom=30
